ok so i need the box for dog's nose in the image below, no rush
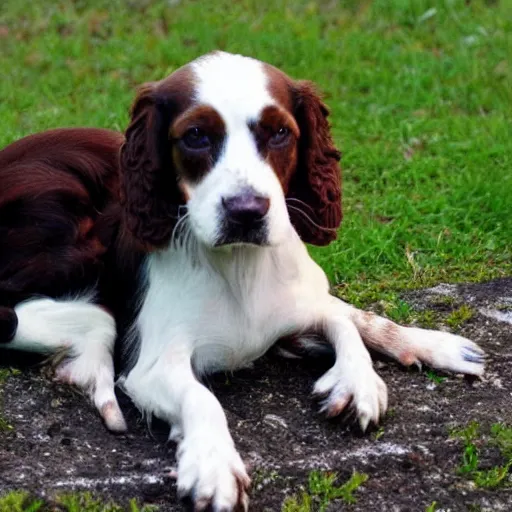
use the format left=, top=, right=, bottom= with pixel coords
left=222, top=191, right=270, bottom=225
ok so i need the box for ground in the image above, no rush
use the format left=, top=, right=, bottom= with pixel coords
left=1, top=0, right=511, bottom=510
left=1, top=278, right=511, bottom=511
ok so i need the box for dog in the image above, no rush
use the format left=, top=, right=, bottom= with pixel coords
left=0, top=51, right=485, bottom=510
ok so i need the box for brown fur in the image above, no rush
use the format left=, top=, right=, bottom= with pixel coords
left=287, top=81, right=342, bottom=246
left=119, top=67, right=195, bottom=249
left=171, top=105, right=226, bottom=183
left=263, top=63, right=343, bottom=245
left=252, top=105, right=299, bottom=191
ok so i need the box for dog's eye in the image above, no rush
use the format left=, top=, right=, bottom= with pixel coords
left=182, top=128, right=211, bottom=150
left=269, top=127, right=290, bottom=147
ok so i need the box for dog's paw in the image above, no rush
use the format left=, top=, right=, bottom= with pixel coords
left=313, top=359, right=388, bottom=432
left=400, top=328, right=486, bottom=376
left=176, top=434, right=250, bottom=511
left=55, top=358, right=127, bottom=433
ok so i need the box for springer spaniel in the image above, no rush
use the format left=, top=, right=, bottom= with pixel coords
left=0, top=52, right=485, bottom=510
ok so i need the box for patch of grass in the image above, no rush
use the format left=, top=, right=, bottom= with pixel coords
left=414, top=309, right=438, bottom=329
left=0, top=368, right=20, bottom=432
left=0, top=368, right=21, bottom=385
left=450, top=421, right=512, bottom=488
left=282, top=471, right=368, bottom=511
left=0, top=491, right=43, bottom=512
left=450, top=420, right=480, bottom=445
left=0, top=492, right=157, bottom=512
left=0, top=0, right=510, bottom=302
left=445, top=305, right=475, bottom=330
left=0, top=415, right=14, bottom=432
left=425, top=369, right=446, bottom=385
left=491, top=423, right=512, bottom=460
left=430, top=295, right=457, bottom=308
left=382, top=298, right=414, bottom=323
left=372, top=426, right=385, bottom=441
left=282, top=492, right=312, bottom=512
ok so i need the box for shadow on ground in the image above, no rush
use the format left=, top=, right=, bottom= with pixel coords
left=1, top=279, right=511, bottom=511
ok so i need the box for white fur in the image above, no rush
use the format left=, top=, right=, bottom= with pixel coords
left=8, top=297, right=126, bottom=432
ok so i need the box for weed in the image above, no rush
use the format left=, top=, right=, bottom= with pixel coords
left=414, top=309, right=438, bottom=329
left=0, top=491, right=43, bottom=512
left=57, top=493, right=158, bottom=512
left=450, top=422, right=512, bottom=488
left=450, top=421, right=480, bottom=444
left=0, top=368, right=19, bottom=432
left=445, top=305, right=475, bottom=330
left=490, top=423, right=512, bottom=459
left=373, top=427, right=385, bottom=441
left=282, top=471, right=368, bottom=511
left=425, top=502, right=437, bottom=512
left=383, top=299, right=414, bottom=324
left=0, top=368, right=21, bottom=385
left=430, top=296, right=456, bottom=308
left=425, top=370, right=446, bottom=385
left=282, top=492, right=312, bottom=512
left=0, top=492, right=157, bottom=512
left=0, top=415, right=13, bottom=432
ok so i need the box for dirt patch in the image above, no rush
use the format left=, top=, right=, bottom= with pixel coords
left=1, top=279, right=511, bottom=511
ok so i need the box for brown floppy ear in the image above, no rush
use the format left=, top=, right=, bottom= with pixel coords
left=287, top=81, right=342, bottom=246
left=119, top=83, right=185, bottom=248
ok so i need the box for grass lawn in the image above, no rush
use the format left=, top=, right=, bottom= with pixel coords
left=0, top=0, right=511, bottom=510
left=1, top=0, right=511, bottom=302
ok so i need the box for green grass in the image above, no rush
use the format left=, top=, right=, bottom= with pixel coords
left=282, top=471, right=369, bottom=511
left=445, top=304, right=475, bottom=330
left=0, top=0, right=510, bottom=300
left=425, top=369, right=447, bottom=385
left=0, top=368, right=20, bottom=432
left=0, top=491, right=43, bottom=512
left=0, top=492, right=158, bottom=512
left=450, top=421, right=512, bottom=489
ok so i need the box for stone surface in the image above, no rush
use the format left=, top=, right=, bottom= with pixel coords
left=1, top=278, right=511, bottom=511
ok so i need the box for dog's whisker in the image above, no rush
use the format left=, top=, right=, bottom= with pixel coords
left=286, top=204, right=337, bottom=233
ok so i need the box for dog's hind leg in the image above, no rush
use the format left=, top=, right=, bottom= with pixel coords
left=3, top=296, right=126, bottom=432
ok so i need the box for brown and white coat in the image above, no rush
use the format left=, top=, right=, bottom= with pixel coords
left=0, top=52, right=485, bottom=510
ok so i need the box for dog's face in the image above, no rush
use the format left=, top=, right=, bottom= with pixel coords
left=120, top=51, right=342, bottom=249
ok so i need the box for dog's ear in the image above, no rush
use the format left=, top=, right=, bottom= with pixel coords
left=119, top=83, right=185, bottom=248
left=287, top=81, right=342, bottom=246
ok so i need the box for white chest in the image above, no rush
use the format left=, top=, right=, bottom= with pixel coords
left=135, top=240, right=324, bottom=374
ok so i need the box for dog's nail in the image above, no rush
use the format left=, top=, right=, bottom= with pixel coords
left=359, top=414, right=370, bottom=432
left=462, top=347, right=486, bottom=363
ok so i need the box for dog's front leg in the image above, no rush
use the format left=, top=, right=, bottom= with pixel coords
left=344, top=305, right=486, bottom=376
left=312, top=297, right=388, bottom=431
left=123, top=346, right=249, bottom=511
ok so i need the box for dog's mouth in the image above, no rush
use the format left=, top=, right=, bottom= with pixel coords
left=214, top=219, right=269, bottom=247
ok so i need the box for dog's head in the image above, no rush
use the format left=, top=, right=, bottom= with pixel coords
left=120, top=51, right=342, bottom=249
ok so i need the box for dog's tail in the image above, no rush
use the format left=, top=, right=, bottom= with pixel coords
left=0, top=306, right=18, bottom=344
